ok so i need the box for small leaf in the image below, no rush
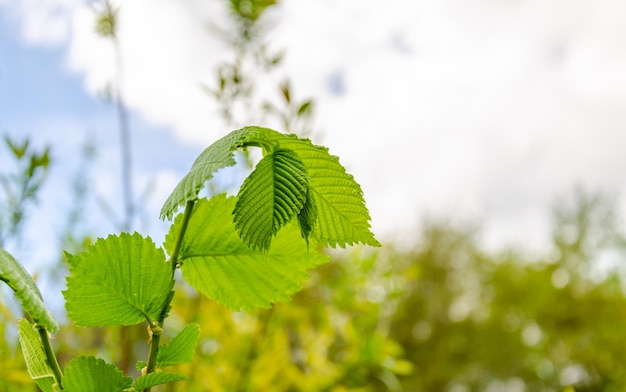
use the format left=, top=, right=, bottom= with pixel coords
left=63, top=233, right=174, bottom=327
left=62, top=356, right=132, bottom=392
left=296, top=100, right=313, bottom=116
left=17, top=319, right=55, bottom=392
left=134, top=372, right=188, bottom=390
left=234, top=148, right=309, bottom=251
left=0, top=247, right=58, bottom=332
left=280, top=80, right=291, bottom=103
left=165, top=195, right=329, bottom=310
left=4, top=135, right=28, bottom=159
left=158, top=323, right=201, bottom=367
left=160, top=128, right=250, bottom=220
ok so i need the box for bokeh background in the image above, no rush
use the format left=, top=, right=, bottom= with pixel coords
left=1, top=0, right=626, bottom=390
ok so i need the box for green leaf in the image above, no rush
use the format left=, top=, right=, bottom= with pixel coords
left=0, top=247, right=58, bottom=332
left=36, top=378, right=56, bottom=392
left=17, top=319, right=55, bottom=392
left=165, top=195, right=329, bottom=310
left=158, top=323, right=201, bottom=367
left=297, top=187, right=317, bottom=244
left=4, top=135, right=28, bottom=159
left=62, top=356, right=132, bottom=392
left=234, top=148, right=309, bottom=251
left=296, top=100, right=313, bottom=116
left=63, top=233, right=174, bottom=327
left=134, top=372, right=188, bottom=390
left=245, top=126, right=379, bottom=248
left=160, top=127, right=249, bottom=220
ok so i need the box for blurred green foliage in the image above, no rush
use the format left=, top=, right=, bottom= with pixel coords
left=207, top=0, right=315, bottom=138
left=388, top=190, right=626, bottom=392
left=1, top=188, right=617, bottom=392
left=0, top=135, right=51, bottom=391
left=0, top=135, right=50, bottom=247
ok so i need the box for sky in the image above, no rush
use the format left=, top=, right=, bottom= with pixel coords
left=2, top=0, right=626, bottom=274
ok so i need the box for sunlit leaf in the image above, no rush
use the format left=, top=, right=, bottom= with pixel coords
left=62, top=356, right=131, bottom=392
left=158, top=323, right=201, bottom=367
left=17, top=319, right=55, bottom=392
left=245, top=126, right=379, bottom=248
left=160, top=128, right=249, bottom=220
left=234, top=148, right=309, bottom=251
left=63, top=233, right=174, bottom=327
left=165, top=195, right=329, bottom=310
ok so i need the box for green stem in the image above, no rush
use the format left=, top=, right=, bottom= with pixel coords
left=166, top=200, right=195, bottom=278
left=36, top=325, right=63, bottom=390
left=143, top=200, right=195, bottom=392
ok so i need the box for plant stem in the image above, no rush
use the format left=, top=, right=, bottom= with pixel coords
left=36, top=325, right=63, bottom=389
left=144, top=323, right=162, bottom=392
left=143, top=200, right=195, bottom=392
left=166, top=200, right=195, bottom=277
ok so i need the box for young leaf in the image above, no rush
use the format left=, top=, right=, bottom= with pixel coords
left=157, top=323, right=201, bottom=367
left=134, top=372, right=188, bottom=390
left=0, top=247, right=58, bottom=332
left=160, top=127, right=250, bottom=220
left=63, top=233, right=174, bottom=327
left=17, top=319, right=55, bottom=392
left=234, top=148, right=309, bottom=251
left=62, top=356, right=132, bottom=392
left=165, top=195, right=329, bottom=310
left=245, top=126, right=379, bottom=248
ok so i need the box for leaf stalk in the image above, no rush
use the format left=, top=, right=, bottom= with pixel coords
left=168, top=200, right=195, bottom=275
left=36, top=324, right=63, bottom=390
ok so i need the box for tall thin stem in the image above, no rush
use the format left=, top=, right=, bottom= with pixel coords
left=113, top=38, right=133, bottom=231
left=143, top=200, right=195, bottom=392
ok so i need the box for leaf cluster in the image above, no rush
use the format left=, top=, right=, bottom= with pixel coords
left=162, top=126, right=379, bottom=251
left=0, top=126, right=378, bottom=391
left=0, top=135, right=51, bottom=246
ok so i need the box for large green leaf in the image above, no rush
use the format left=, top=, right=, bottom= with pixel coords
left=160, top=127, right=250, bottom=220
left=158, top=323, right=201, bottom=367
left=62, top=356, right=132, bottom=392
left=245, top=126, right=380, bottom=248
left=234, top=148, right=309, bottom=251
left=134, top=372, right=188, bottom=390
left=165, top=195, right=329, bottom=310
left=63, top=233, right=174, bottom=327
left=17, top=319, right=55, bottom=392
left=0, top=247, right=58, bottom=332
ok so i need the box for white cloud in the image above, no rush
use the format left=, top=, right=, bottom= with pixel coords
left=0, top=0, right=74, bottom=45
left=63, top=0, right=233, bottom=144
left=4, top=0, right=626, bottom=251
left=272, top=0, right=626, bottom=251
